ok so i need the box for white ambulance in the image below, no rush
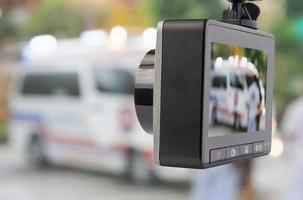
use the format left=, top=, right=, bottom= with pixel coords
left=9, top=30, right=191, bottom=184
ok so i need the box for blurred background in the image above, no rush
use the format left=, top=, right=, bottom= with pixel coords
left=0, top=0, right=302, bottom=200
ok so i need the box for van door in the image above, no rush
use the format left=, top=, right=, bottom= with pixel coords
left=85, top=67, right=135, bottom=172
left=20, top=70, right=91, bottom=163
left=230, top=73, right=246, bottom=129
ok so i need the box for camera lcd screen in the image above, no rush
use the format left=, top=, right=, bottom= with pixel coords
left=209, top=43, right=268, bottom=137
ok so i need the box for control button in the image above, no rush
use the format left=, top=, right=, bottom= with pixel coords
left=253, top=142, right=265, bottom=153
left=226, top=146, right=240, bottom=159
left=264, top=142, right=271, bottom=152
left=240, top=144, right=253, bottom=156
left=210, top=148, right=226, bottom=163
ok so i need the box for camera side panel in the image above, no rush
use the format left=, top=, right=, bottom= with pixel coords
left=158, top=20, right=206, bottom=168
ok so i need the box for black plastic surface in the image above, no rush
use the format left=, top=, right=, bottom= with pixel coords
left=159, top=20, right=206, bottom=168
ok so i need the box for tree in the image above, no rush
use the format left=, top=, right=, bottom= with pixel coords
left=22, top=0, right=82, bottom=39
left=145, top=0, right=227, bottom=25
left=287, top=0, right=303, bottom=18
left=0, top=13, right=17, bottom=41
left=270, top=19, right=303, bottom=121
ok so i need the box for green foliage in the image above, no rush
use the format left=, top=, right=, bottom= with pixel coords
left=0, top=13, right=17, bottom=40
left=212, top=43, right=267, bottom=73
left=22, top=0, right=82, bottom=39
left=271, top=20, right=303, bottom=121
left=287, top=0, right=303, bottom=18
left=294, top=18, right=303, bottom=39
left=145, top=0, right=226, bottom=25
left=0, top=123, right=7, bottom=141
left=272, top=20, right=302, bottom=52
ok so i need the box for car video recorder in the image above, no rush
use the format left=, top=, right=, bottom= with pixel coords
left=135, top=3, right=275, bottom=169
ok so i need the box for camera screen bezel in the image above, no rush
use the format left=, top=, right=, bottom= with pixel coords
left=202, top=20, right=275, bottom=167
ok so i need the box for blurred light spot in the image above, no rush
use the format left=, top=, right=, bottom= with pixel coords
left=228, top=56, right=234, bottom=65
left=110, top=26, right=127, bottom=45
left=234, top=55, right=239, bottom=66
left=240, top=57, right=248, bottom=68
left=28, top=35, right=57, bottom=57
left=272, top=119, right=277, bottom=133
left=80, top=30, right=108, bottom=47
left=143, top=28, right=157, bottom=47
left=214, top=57, right=223, bottom=69
left=270, top=138, right=284, bottom=158
left=0, top=8, right=2, bottom=19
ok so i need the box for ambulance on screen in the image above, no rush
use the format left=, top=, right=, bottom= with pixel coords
left=209, top=56, right=266, bottom=132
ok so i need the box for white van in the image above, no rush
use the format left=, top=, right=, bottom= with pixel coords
left=9, top=37, right=191, bottom=184
left=210, top=65, right=265, bottom=131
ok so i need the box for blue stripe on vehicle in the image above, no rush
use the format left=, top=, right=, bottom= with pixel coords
left=11, top=112, right=42, bottom=123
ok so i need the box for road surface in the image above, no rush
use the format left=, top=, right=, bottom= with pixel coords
left=0, top=143, right=190, bottom=200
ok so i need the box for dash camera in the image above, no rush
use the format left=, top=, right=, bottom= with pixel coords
left=135, top=0, right=275, bottom=169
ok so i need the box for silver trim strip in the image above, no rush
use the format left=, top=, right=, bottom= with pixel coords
left=154, top=21, right=164, bottom=165
left=135, top=69, right=154, bottom=89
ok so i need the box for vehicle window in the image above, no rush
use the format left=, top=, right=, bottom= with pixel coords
left=212, top=75, right=227, bottom=89
left=94, top=68, right=134, bottom=95
left=230, top=74, right=244, bottom=90
left=21, top=73, right=80, bottom=97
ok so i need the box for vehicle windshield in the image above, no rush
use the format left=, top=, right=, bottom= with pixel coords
left=94, top=68, right=135, bottom=95
left=212, top=75, right=227, bottom=89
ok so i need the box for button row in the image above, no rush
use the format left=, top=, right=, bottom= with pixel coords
left=210, top=142, right=266, bottom=163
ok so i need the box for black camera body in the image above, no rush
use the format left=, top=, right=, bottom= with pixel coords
left=135, top=2, right=275, bottom=169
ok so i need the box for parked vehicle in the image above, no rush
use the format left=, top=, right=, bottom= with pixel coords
left=9, top=35, right=191, bottom=184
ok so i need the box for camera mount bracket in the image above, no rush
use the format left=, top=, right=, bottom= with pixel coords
left=222, top=0, right=261, bottom=29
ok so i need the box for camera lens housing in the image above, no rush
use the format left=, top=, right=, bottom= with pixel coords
left=134, top=50, right=155, bottom=134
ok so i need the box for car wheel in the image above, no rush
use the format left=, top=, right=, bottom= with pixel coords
left=234, top=115, right=241, bottom=130
left=28, top=135, right=48, bottom=168
left=211, top=107, right=218, bottom=125
left=127, top=151, right=154, bottom=185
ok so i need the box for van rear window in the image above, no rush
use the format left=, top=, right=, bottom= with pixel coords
left=21, top=73, right=80, bottom=97
left=94, top=68, right=134, bottom=95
